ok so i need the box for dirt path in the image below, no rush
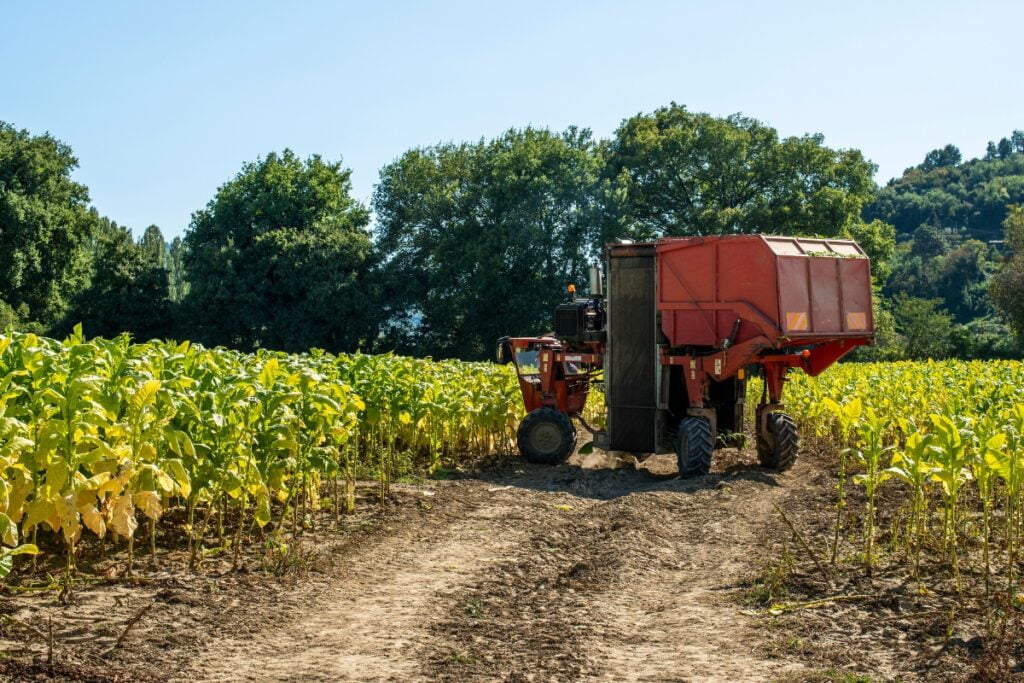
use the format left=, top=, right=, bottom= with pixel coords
left=176, top=449, right=810, bottom=682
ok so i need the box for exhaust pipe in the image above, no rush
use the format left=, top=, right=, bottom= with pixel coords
left=589, top=264, right=604, bottom=297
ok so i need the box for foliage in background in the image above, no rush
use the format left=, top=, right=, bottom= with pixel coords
left=1, top=114, right=1022, bottom=361
left=864, top=133, right=1024, bottom=359
left=56, top=218, right=172, bottom=341
left=601, top=103, right=886, bottom=250
left=990, top=205, right=1024, bottom=342
left=0, top=123, right=96, bottom=326
left=182, top=150, right=378, bottom=353
left=373, top=126, right=604, bottom=359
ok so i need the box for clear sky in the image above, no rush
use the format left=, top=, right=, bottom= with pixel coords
left=3, top=1, right=1021, bottom=239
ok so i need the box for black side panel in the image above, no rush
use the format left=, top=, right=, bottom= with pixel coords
left=607, top=251, right=657, bottom=452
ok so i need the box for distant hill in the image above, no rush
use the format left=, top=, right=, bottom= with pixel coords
left=866, top=133, right=1024, bottom=242
left=860, top=132, right=1024, bottom=358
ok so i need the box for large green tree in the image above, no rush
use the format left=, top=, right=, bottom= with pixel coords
left=0, top=122, right=96, bottom=325
left=182, top=150, right=376, bottom=352
left=373, top=127, right=603, bottom=359
left=601, top=103, right=878, bottom=241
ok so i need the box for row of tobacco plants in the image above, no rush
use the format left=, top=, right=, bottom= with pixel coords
left=0, top=328, right=523, bottom=578
left=783, top=360, right=1024, bottom=610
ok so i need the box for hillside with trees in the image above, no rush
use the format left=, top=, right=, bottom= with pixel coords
left=865, top=131, right=1024, bottom=357
left=1, top=114, right=1022, bottom=360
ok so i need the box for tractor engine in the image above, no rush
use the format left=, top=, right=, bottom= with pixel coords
left=553, top=298, right=605, bottom=342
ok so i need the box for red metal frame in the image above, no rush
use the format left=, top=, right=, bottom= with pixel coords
left=507, top=337, right=602, bottom=414
left=507, top=333, right=870, bottom=419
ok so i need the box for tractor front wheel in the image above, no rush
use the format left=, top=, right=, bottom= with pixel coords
left=757, top=412, right=799, bottom=471
left=676, top=417, right=713, bottom=478
left=517, top=408, right=577, bottom=465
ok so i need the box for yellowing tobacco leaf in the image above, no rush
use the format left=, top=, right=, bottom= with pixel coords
left=254, top=489, right=271, bottom=528
left=23, top=498, right=55, bottom=532
left=163, top=459, right=191, bottom=498
left=79, top=504, right=106, bottom=537
left=57, top=494, right=80, bottom=543
left=45, top=460, right=70, bottom=495
left=108, top=493, right=138, bottom=538
left=133, top=491, right=162, bottom=521
left=0, top=512, right=18, bottom=546
left=137, top=443, right=157, bottom=461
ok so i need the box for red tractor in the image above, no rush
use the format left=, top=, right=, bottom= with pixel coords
left=498, top=235, right=874, bottom=477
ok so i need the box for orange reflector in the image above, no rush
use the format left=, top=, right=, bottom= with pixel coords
left=786, top=311, right=809, bottom=331
left=737, top=368, right=745, bottom=380
left=846, top=311, right=867, bottom=330
left=567, top=284, right=576, bottom=294
left=801, top=349, right=811, bottom=359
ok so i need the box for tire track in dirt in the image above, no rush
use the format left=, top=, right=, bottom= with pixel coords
left=180, top=451, right=813, bottom=682
left=579, top=475, right=807, bottom=681
left=418, top=452, right=811, bottom=681
left=179, top=483, right=569, bottom=682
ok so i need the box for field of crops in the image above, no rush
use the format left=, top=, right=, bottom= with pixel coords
left=2, top=328, right=1023, bottom=620
left=0, top=328, right=523, bottom=577
left=784, top=360, right=1024, bottom=607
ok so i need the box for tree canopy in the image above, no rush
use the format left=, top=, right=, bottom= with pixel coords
left=990, top=205, right=1024, bottom=341
left=602, top=103, right=878, bottom=241
left=58, top=217, right=171, bottom=340
left=373, top=127, right=603, bottom=359
left=2, top=112, right=1020, bottom=361
left=0, top=123, right=96, bottom=325
left=182, top=150, right=376, bottom=352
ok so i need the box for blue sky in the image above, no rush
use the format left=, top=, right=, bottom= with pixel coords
left=2, top=1, right=1021, bottom=239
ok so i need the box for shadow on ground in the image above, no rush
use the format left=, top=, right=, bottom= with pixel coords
left=462, top=448, right=781, bottom=500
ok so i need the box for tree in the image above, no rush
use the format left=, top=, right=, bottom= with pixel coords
left=847, top=218, right=896, bottom=284
left=990, top=205, right=1024, bottom=339
left=167, top=236, right=188, bottom=302
left=920, top=144, right=962, bottom=171
left=0, top=300, right=20, bottom=331
left=1012, top=130, right=1024, bottom=154
left=892, top=295, right=954, bottom=360
left=0, top=122, right=96, bottom=326
left=997, top=137, right=1014, bottom=159
left=139, top=224, right=167, bottom=268
left=373, top=127, right=603, bottom=359
left=182, top=150, right=375, bottom=352
left=911, top=223, right=947, bottom=258
left=601, top=103, right=877, bottom=241
left=58, top=218, right=172, bottom=340
left=865, top=133, right=1024, bottom=245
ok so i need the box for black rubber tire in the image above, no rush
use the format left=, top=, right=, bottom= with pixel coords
left=757, top=412, right=799, bottom=471
left=675, top=417, right=713, bottom=478
left=517, top=408, right=577, bottom=465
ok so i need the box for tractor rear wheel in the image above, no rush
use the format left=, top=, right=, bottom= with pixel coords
left=676, top=417, right=713, bottom=478
left=517, top=408, right=577, bottom=465
left=757, top=412, right=799, bottom=471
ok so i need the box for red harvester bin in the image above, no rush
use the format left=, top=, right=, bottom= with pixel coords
left=656, top=235, right=874, bottom=350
